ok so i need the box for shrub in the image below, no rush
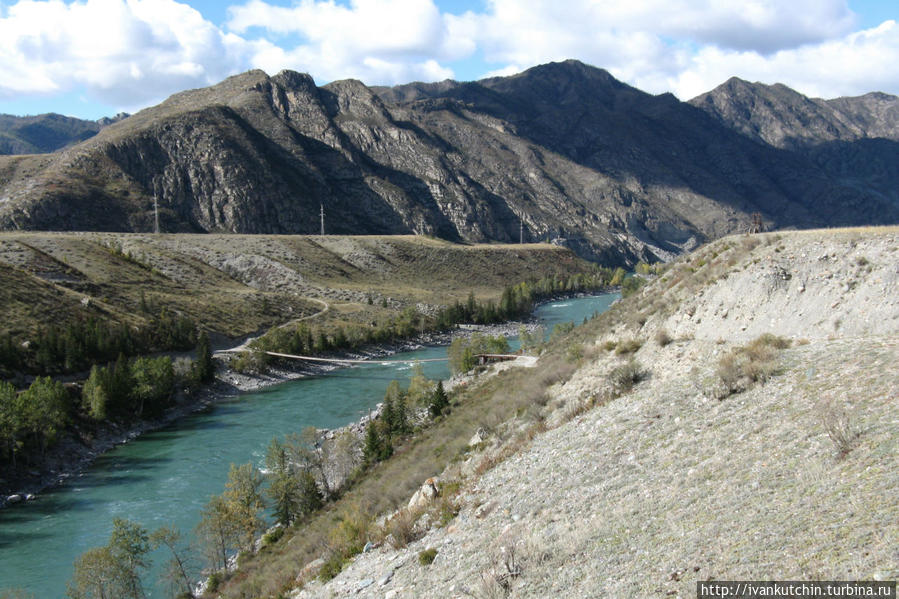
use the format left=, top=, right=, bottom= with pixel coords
left=821, top=401, right=859, bottom=459
left=206, top=571, right=223, bottom=593
left=654, top=329, right=672, bottom=347
left=229, top=349, right=269, bottom=375
left=384, top=509, right=420, bottom=549
left=713, top=334, right=790, bottom=398
left=566, top=343, right=584, bottom=362
left=317, top=555, right=345, bottom=582
left=549, top=321, right=575, bottom=341
left=615, top=338, right=643, bottom=355
left=608, top=360, right=645, bottom=397
left=621, top=275, right=646, bottom=297
left=418, top=548, right=438, bottom=566
left=261, top=527, right=285, bottom=547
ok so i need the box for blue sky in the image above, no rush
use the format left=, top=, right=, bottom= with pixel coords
left=0, top=0, right=897, bottom=120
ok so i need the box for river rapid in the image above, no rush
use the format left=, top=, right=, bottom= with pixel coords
left=0, top=293, right=617, bottom=598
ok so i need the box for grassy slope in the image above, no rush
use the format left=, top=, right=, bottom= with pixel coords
left=0, top=232, right=591, bottom=342
left=243, top=227, right=897, bottom=599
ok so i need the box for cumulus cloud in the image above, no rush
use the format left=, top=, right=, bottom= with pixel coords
left=666, top=20, right=899, bottom=100
left=0, top=0, right=251, bottom=108
left=0, top=0, right=896, bottom=116
left=226, top=0, right=461, bottom=84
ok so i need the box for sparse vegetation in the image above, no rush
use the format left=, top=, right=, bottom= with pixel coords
left=614, top=338, right=643, bottom=355
left=418, top=547, right=438, bottom=566
left=713, top=334, right=790, bottom=399
left=608, top=359, right=645, bottom=397
left=821, top=400, right=860, bottom=459
left=654, top=328, right=672, bottom=347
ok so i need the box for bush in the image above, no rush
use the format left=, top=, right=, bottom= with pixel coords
left=261, top=527, right=285, bottom=547
left=318, top=554, right=345, bottom=582
left=821, top=401, right=859, bottom=459
left=418, top=548, right=438, bottom=566
left=615, top=338, right=643, bottom=355
left=230, top=349, right=269, bottom=375
left=206, top=571, right=223, bottom=593
left=713, top=334, right=790, bottom=398
left=654, top=329, right=672, bottom=347
left=621, top=275, right=646, bottom=297
left=384, top=509, right=420, bottom=549
left=549, top=321, right=575, bottom=341
left=608, top=360, right=644, bottom=397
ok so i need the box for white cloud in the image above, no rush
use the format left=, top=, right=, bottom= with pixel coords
left=0, top=0, right=896, bottom=117
left=0, top=0, right=250, bottom=109
left=226, top=0, right=463, bottom=85
left=669, top=20, right=899, bottom=100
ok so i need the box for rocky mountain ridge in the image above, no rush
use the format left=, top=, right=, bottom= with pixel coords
left=1, top=61, right=898, bottom=265
left=0, top=112, right=128, bottom=155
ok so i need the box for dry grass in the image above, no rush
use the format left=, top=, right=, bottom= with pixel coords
left=712, top=334, right=790, bottom=399
left=614, top=338, right=643, bottom=355
left=0, top=232, right=594, bottom=340
left=820, top=400, right=861, bottom=459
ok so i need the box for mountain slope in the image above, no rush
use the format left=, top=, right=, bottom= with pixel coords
left=0, top=232, right=587, bottom=343
left=0, top=113, right=125, bottom=155
left=691, top=79, right=899, bottom=210
left=1, top=61, right=898, bottom=265
left=273, top=227, right=899, bottom=599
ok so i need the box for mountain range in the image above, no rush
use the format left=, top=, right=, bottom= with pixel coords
left=1, top=59, right=897, bottom=265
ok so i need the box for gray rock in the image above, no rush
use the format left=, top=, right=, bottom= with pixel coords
left=4, top=62, right=896, bottom=264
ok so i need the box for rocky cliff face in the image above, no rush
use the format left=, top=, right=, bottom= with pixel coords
left=1, top=61, right=897, bottom=265
left=691, top=78, right=899, bottom=212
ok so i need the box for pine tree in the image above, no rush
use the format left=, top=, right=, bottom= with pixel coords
left=362, top=420, right=380, bottom=466
left=429, top=381, right=449, bottom=418
left=194, top=331, right=214, bottom=383
left=265, top=438, right=302, bottom=527
left=297, top=470, right=323, bottom=516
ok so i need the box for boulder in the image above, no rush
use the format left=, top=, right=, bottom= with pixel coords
left=295, top=558, right=325, bottom=583
left=469, top=427, right=489, bottom=446
left=408, top=477, right=439, bottom=511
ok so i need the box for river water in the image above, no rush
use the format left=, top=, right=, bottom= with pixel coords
left=0, top=293, right=617, bottom=598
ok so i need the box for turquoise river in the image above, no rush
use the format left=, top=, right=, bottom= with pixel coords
left=0, top=293, right=617, bottom=598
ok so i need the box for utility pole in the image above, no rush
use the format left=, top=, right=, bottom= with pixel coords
left=320, top=203, right=325, bottom=237
left=520, top=216, right=524, bottom=244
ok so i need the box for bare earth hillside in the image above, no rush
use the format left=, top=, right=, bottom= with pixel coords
left=294, top=228, right=898, bottom=598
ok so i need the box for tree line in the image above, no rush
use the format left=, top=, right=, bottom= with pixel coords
left=0, top=333, right=213, bottom=474
left=0, top=309, right=199, bottom=378
left=234, top=269, right=621, bottom=374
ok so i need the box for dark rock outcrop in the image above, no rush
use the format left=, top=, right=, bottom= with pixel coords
left=1, top=61, right=897, bottom=265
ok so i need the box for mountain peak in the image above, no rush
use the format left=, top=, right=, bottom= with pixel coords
left=272, top=70, right=318, bottom=93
